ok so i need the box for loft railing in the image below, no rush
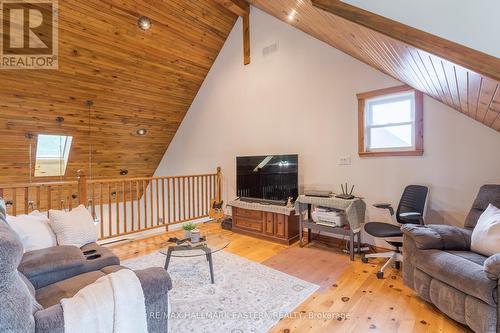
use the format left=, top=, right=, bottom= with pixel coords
left=0, top=167, right=221, bottom=240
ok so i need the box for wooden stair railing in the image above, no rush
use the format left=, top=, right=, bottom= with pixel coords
left=0, top=167, right=222, bottom=240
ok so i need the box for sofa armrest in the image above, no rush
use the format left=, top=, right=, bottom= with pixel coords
left=401, top=224, right=472, bottom=250
left=34, top=304, right=64, bottom=333
left=484, top=254, right=500, bottom=280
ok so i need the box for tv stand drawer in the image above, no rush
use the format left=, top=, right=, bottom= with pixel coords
left=234, top=207, right=262, bottom=221
left=234, top=218, right=263, bottom=232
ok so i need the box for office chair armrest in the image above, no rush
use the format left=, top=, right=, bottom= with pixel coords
left=484, top=254, right=500, bottom=281
left=373, top=203, right=394, bottom=216
left=401, top=224, right=471, bottom=250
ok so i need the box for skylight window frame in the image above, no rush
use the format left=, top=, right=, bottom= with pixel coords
left=34, top=134, right=73, bottom=177
left=357, top=85, right=424, bottom=157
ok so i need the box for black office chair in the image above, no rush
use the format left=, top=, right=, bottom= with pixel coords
left=361, top=185, right=428, bottom=279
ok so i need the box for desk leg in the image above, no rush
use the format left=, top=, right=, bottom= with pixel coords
left=307, top=228, right=311, bottom=243
left=349, top=231, right=354, bottom=261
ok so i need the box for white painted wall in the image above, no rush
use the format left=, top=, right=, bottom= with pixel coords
left=342, top=0, right=500, bottom=58
left=155, top=8, right=500, bottom=245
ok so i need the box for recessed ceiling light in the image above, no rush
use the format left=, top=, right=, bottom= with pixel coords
left=137, top=16, right=152, bottom=31
left=120, top=169, right=129, bottom=176
left=136, top=128, right=147, bottom=136
left=287, top=9, right=297, bottom=21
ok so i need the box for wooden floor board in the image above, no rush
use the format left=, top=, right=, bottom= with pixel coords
left=108, top=222, right=471, bottom=333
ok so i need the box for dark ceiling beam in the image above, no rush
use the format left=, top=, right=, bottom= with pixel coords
left=311, top=0, right=500, bottom=82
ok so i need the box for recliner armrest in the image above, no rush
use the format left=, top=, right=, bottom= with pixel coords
left=484, top=254, right=500, bottom=281
left=401, top=224, right=472, bottom=250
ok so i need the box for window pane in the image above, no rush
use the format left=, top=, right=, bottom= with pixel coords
left=35, top=135, right=73, bottom=177
left=369, top=124, right=413, bottom=149
left=369, top=98, right=412, bottom=125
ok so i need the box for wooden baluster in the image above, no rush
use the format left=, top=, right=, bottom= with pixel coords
left=167, top=178, right=171, bottom=224
left=58, top=185, right=63, bottom=210
left=177, top=178, right=181, bottom=222
left=130, top=181, right=134, bottom=232
left=162, top=178, right=166, bottom=225
left=123, top=181, right=127, bottom=233
left=47, top=186, right=51, bottom=213
left=36, top=186, right=41, bottom=212
left=116, top=183, right=120, bottom=235
left=150, top=179, right=154, bottom=227
left=24, top=187, right=29, bottom=214
left=108, top=184, right=112, bottom=238
left=100, top=183, right=104, bottom=239
left=182, top=177, right=186, bottom=221
left=91, top=183, right=96, bottom=218
left=143, top=180, right=148, bottom=229
left=189, top=177, right=193, bottom=220
left=136, top=181, right=140, bottom=231
left=156, top=178, right=159, bottom=225
left=197, top=176, right=201, bottom=218
left=77, top=171, right=87, bottom=206
left=12, top=188, right=17, bottom=216
left=172, top=178, right=177, bottom=222
left=202, top=176, right=206, bottom=215
left=209, top=175, right=213, bottom=203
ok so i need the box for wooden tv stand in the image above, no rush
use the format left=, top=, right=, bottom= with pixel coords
left=231, top=204, right=299, bottom=245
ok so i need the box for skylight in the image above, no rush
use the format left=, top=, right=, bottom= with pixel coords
left=34, top=135, right=73, bottom=177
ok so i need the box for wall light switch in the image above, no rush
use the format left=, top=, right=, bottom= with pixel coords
left=338, top=156, right=351, bottom=165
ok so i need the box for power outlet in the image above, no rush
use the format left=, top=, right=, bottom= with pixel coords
left=338, top=156, right=351, bottom=165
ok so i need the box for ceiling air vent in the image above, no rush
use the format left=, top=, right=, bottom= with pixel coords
left=262, top=42, right=279, bottom=57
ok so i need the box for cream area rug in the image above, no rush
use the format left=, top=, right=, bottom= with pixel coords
left=123, top=250, right=319, bottom=333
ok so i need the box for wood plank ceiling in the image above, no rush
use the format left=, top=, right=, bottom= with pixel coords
left=0, top=0, right=237, bottom=184
left=248, top=0, right=500, bottom=133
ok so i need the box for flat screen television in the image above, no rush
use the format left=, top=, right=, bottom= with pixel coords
left=236, top=154, right=298, bottom=203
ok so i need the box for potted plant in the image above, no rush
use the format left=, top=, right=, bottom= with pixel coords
left=182, top=222, right=196, bottom=239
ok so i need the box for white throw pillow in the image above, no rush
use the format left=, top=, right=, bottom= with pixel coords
left=7, top=211, right=57, bottom=252
left=471, top=204, right=500, bottom=257
left=49, top=205, right=98, bottom=247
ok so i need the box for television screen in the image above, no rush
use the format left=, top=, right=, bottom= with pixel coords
left=236, top=154, right=298, bottom=202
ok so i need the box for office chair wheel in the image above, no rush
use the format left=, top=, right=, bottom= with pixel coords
left=376, top=271, right=384, bottom=279
left=395, top=261, right=401, bottom=270
left=361, top=255, right=368, bottom=264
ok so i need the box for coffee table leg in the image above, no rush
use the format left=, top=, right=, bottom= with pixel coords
left=164, top=247, right=173, bottom=270
left=207, top=252, right=215, bottom=284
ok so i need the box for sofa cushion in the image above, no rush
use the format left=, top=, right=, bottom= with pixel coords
left=49, top=205, right=99, bottom=247
left=7, top=211, right=57, bottom=252
left=35, top=271, right=106, bottom=308
left=414, top=249, right=497, bottom=306
left=19, top=245, right=85, bottom=289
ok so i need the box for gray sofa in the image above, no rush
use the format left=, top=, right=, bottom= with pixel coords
left=0, top=200, right=172, bottom=333
left=402, top=185, right=500, bottom=333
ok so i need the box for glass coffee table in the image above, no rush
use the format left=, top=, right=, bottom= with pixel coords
left=159, top=233, right=230, bottom=284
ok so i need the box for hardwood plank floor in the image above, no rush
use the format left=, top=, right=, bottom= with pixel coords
left=108, top=222, right=470, bottom=333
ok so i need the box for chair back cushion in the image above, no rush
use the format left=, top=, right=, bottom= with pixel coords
left=465, top=185, right=500, bottom=229
left=0, top=199, right=36, bottom=332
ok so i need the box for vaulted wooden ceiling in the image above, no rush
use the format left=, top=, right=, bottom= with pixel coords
left=2, top=0, right=499, bottom=185
left=0, top=0, right=237, bottom=183
left=248, top=0, right=500, bottom=133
